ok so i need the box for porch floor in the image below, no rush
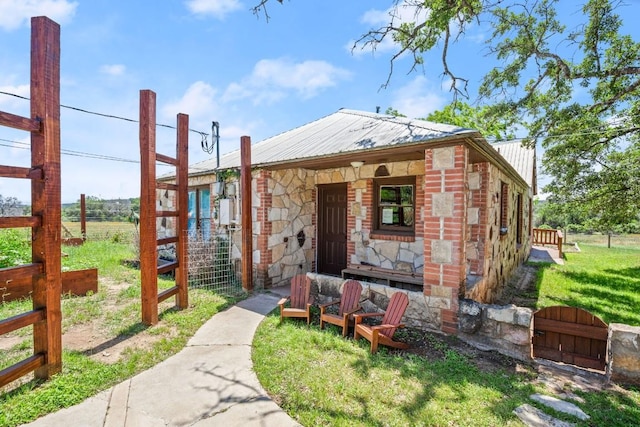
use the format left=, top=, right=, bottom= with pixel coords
left=528, top=245, right=564, bottom=265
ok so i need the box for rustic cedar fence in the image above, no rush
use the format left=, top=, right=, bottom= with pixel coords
left=139, top=89, right=189, bottom=325
left=0, top=17, right=63, bottom=387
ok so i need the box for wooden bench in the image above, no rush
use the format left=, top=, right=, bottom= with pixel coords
left=342, top=264, right=423, bottom=292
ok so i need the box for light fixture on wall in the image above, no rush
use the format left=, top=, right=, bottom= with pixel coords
left=350, top=160, right=364, bottom=168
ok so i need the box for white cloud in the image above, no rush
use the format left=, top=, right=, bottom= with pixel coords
left=0, top=0, right=77, bottom=31
left=390, top=76, right=446, bottom=119
left=0, top=84, right=30, bottom=118
left=162, top=81, right=219, bottom=122
left=185, top=0, right=242, bottom=19
left=99, top=64, right=126, bottom=76
left=352, top=2, right=431, bottom=56
left=223, top=58, right=352, bottom=105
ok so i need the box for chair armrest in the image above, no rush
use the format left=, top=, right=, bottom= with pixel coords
left=343, top=305, right=362, bottom=316
left=370, top=323, right=405, bottom=331
left=353, top=312, right=384, bottom=324
left=353, top=312, right=384, bottom=319
left=277, top=297, right=289, bottom=306
left=319, top=300, right=341, bottom=310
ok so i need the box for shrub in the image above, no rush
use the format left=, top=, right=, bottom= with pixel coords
left=0, top=229, right=31, bottom=268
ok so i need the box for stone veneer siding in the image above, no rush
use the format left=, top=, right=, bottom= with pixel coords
left=256, top=168, right=316, bottom=288
left=465, top=160, right=532, bottom=303
left=466, top=163, right=489, bottom=279
left=338, top=162, right=425, bottom=273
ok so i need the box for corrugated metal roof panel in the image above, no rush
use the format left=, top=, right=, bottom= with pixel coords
left=492, top=140, right=536, bottom=189
left=187, top=109, right=471, bottom=174
left=181, top=110, right=536, bottom=193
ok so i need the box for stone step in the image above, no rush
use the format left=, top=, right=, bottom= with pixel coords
left=513, top=404, right=575, bottom=427
left=530, top=393, right=590, bottom=421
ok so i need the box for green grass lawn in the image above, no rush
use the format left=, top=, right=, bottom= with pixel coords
left=0, top=240, right=242, bottom=427
left=535, top=244, right=640, bottom=325
left=253, top=315, right=640, bottom=427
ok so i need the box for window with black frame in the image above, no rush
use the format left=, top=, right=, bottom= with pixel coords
left=374, top=176, right=415, bottom=235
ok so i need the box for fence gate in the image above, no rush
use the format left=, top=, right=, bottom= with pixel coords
left=532, top=306, right=608, bottom=371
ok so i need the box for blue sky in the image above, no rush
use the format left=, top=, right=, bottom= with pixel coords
left=1, top=0, right=638, bottom=203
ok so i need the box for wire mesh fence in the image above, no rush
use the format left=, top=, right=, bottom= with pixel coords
left=60, top=221, right=251, bottom=296
left=187, top=227, right=245, bottom=296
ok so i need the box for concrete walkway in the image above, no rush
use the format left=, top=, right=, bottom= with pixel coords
left=23, top=290, right=301, bottom=427
left=528, top=245, right=564, bottom=265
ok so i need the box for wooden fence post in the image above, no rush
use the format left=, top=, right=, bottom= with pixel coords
left=241, top=136, right=253, bottom=292
left=139, top=90, right=158, bottom=325
left=30, top=16, right=62, bottom=379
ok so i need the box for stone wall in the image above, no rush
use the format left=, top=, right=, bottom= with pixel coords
left=464, top=160, right=533, bottom=304
left=309, top=273, right=441, bottom=330
left=457, top=299, right=533, bottom=361
left=457, top=301, right=640, bottom=385
left=608, top=323, right=640, bottom=385
left=264, top=168, right=316, bottom=287
left=317, top=160, right=426, bottom=274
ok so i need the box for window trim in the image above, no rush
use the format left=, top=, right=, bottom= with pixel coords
left=373, top=176, right=416, bottom=237
left=499, top=181, right=509, bottom=236
left=516, top=193, right=523, bottom=245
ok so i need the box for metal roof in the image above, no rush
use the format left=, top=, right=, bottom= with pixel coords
left=186, top=109, right=473, bottom=175
left=491, top=140, right=537, bottom=191
left=179, top=109, right=535, bottom=192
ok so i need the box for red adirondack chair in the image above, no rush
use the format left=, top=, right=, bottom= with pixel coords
left=319, top=279, right=363, bottom=337
left=353, top=292, right=410, bottom=353
left=278, top=274, right=313, bottom=324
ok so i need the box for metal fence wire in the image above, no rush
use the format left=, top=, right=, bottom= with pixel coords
left=186, top=228, right=245, bottom=296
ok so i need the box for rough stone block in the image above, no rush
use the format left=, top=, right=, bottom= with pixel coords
left=487, top=305, right=517, bottom=323
left=468, top=171, right=481, bottom=190
left=352, top=179, right=367, bottom=189
left=459, top=299, right=483, bottom=334
left=514, top=307, right=533, bottom=327
left=351, top=202, right=362, bottom=217
left=431, top=240, right=452, bottom=263
left=609, top=323, right=640, bottom=385
left=378, top=241, right=400, bottom=261
left=432, top=193, right=454, bottom=217
left=407, top=161, right=424, bottom=176
left=432, top=147, right=455, bottom=169
left=501, top=324, right=530, bottom=346
left=467, top=207, right=480, bottom=225
left=427, top=296, right=451, bottom=310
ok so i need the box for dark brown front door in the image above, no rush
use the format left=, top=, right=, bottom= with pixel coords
left=318, top=183, right=347, bottom=276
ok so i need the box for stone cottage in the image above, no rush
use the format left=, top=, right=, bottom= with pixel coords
left=163, top=109, right=536, bottom=334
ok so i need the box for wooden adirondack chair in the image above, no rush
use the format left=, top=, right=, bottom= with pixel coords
left=319, top=279, right=363, bottom=337
left=278, top=274, right=313, bottom=324
left=353, top=292, right=410, bottom=354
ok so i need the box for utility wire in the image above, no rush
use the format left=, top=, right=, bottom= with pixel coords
left=0, top=137, right=215, bottom=172
left=0, top=90, right=209, bottom=140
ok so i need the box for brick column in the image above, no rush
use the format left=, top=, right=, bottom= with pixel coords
left=347, top=179, right=372, bottom=264
left=254, top=170, right=272, bottom=288
left=423, top=146, right=468, bottom=334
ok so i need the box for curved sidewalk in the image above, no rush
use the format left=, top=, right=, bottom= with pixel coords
left=24, top=290, right=300, bottom=427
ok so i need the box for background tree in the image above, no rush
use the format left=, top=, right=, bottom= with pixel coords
left=253, top=0, right=640, bottom=233
left=0, top=194, right=20, bottom=216
left=423, top=102, right=515, bottom=141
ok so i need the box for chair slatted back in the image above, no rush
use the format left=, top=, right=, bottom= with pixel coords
left=338, top=280, right=362, bottom=316
left=289, top=274, right=311, bottom=309
left=380, top=292, right=409, bottom=337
